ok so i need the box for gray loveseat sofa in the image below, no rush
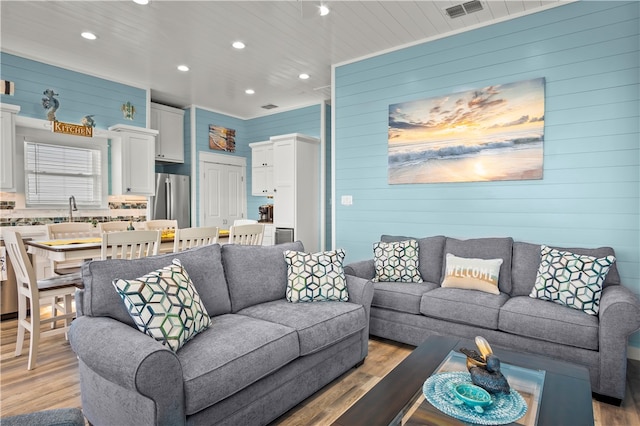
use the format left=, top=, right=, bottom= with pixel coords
left=345, top=235, right=640, bottom=403
left=69, top=241, right=373, bottom=426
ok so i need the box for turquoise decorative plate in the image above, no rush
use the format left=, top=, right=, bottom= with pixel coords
left=424, top=372, right=527, bottom=425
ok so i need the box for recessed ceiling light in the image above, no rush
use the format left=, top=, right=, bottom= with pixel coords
left=133, top=0, right=149, bottom=4
left=319, top=5, right=330, bottom=16
left=245, top=89, right=255, bottom=95
left=177, top=65, right=189, bottom=72
left=299, top=73, right=310, bottom=80
left=81, top=32, right=97, bottom=40
left=232, top=41, right=246, bottom=49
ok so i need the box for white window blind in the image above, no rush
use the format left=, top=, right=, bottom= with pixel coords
left=24, top=141, right=102, bottom=207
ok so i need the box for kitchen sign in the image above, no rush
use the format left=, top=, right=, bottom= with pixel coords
left=52, top=121, right=93, bottom=138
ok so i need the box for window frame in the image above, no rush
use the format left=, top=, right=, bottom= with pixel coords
left=19, top=130, right=109, bottom=210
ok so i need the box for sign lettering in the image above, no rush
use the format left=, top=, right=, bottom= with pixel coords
left=52, top=121, right=93, bottom=138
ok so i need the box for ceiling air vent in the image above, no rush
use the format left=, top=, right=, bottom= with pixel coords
left=463, top=0, right=484, bottom=14
left=446, top=1, right=483, bottom=18
left=445, top=4, right=465, bottom=19
left=261, top=104, right=278, bottom=110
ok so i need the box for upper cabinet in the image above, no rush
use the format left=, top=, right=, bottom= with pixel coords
left=150, top=102, right=184, bottom=163
left=249, top=141, right=274, bottom=196
left=0, top=104, right=21, bottom=192
left=109, top=124, right=158, bottom=196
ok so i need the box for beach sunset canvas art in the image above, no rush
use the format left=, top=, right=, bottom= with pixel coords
left=388, top=78, right=545, bottom=184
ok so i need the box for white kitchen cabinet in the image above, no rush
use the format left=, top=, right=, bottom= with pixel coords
left=109, top=124, right=158, bottom=196
left=272, top=133, right=320, bottom=252
left=150, top=102, right=184, bottom=163
left=0, top=104, right=20, bottom=192
left=249, top=141, right=274, bottom=196
left=262, top=224, right=275, bottom=246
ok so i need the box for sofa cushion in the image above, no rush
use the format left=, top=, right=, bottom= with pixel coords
left=420, top=287, right=509, bottom=330
left=372, top=239, right=422, bottom=283
left=284, top=249, right=348, bottom=302
left=381, top=235, right=446, bottom=283
left=372, top=282, right=439, bottom=314
left=499, top=296, right=599, bottom=350
left=177, top=314, right=299, bottom=415
left=442, top=237, right=514, bottom=294
left=222, top=241, right=304, bottom=312
left=441, top=254, right=503, bottom=295
left=113, top=259, right=211, bottom=352
left=238, top=299, right=367, bottom=356
left=82, top=244, right=231, bottom=325
left=529, top=245, right=615, bottom=315
left=511, top=241, right=621, bottom=297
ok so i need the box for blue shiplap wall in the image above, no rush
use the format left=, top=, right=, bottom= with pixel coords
left=0, top=52, right=146, bottom=129
left=334, top=1, right=639, bottom=348
left=325, top=102, right=332, bottom=249
left=245, top=105, right=322, bottom=221
left=193, top=108, right=247, bottom=226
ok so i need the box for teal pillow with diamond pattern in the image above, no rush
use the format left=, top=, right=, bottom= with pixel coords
left=372, top=239, right=423, bottom=283
left=113, top=259, right=211, bottom=351
left=284, top=249, right=349, bottom=303
left=529, top=245, right=615, bottom=315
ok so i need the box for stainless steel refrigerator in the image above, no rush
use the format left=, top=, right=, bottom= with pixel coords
left=150, top=173, right=191, bottom=228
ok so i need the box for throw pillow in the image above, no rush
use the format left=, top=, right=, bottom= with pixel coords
left=529, top=245, right=615, bottom=315
left=372, top=239, right=423, bottom=283
left=284, top=249, right=349, bottom=303
left=441, top=254, right=503, bottom=295
left=113, top=259, right=211, bottom=351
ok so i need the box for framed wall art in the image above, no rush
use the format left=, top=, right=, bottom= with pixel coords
left=209, top=124, right=236, bottom=152
left=388, top=77, right=545, bottom=184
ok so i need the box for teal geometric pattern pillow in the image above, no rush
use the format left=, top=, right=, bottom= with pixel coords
left=113, top=259, right=211, bottom=351
left=284, top=249, right=348, bottom=303
left=372, top=239, right=423, bottom=283
left=529, top=245, right=615, bottom=315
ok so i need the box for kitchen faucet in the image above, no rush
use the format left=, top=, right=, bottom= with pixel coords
left=68, top=195, right=77, bottom=222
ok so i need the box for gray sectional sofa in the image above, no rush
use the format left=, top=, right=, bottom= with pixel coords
left=345, top=235, right=640, bottom=403
left=69, top=242, right=373, bottom=426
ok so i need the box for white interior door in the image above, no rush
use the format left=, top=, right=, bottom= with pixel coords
left=200, top=156, right=245, bottom=230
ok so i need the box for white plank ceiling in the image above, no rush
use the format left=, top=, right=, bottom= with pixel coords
left=0, top=1, right=570, bottom=119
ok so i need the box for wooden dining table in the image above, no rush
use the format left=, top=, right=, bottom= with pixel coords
left=25, top=237, right=175, bottom=263
left=25, top=231, right=230, bottom=264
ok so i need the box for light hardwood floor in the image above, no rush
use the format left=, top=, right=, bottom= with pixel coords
left=1, top=310, right=639, bottom=425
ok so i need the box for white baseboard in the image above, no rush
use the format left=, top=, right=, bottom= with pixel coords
left=628, top=345, right=640, bottom=361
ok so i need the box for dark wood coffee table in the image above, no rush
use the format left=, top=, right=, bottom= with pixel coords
left=333, top=335, right=593, bottom=426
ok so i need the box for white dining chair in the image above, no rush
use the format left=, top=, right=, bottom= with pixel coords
left=4, top=230, right=83, bottom=370
left=101, top=230, right=161, bottom=260
left=47, top=222, right=95, bottom=239
left=47, top=222, right=96, bottom=275
left=232, top=219, right=258, bottom=226
left=173, top=227, right=219, bottom=252
left=228, top=224, right=265, bottom=245
left=144, top=219, right=178, bottom=232
left=98, top=221, right=130, bottom=233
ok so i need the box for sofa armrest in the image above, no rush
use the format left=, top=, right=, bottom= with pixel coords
left=69, top=316, right=186, bottom=425
left=346, top=274, right=374, bottom=309
left=346, top=274, right=374, bottom=360
left=599, top=285, right=640, bottom=336
left=344, top=259, right=375, bottom=280
left=74, top=289, right=85, bottom=316
left=597, top=284, right=640, bottom=400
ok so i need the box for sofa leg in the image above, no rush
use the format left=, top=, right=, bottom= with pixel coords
left=592, top=392, right=622, bottom=406
left=354, top=358, right=366, bottom=369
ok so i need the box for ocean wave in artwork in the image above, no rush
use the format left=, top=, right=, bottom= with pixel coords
left=388, top=137, right=542, bottom=167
